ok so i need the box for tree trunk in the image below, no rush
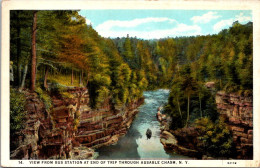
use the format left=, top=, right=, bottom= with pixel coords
left=81, top=70, right=84, bottom=86
left=44, top=66, right=48, bottom=90
left=79, top=71, right=82, bottom=86
left=186, top=94, right=190, bottom=127
left=71, top=69, right=74, bottom=85
left=199, top=93, right=202, bottom=118
left=16, top=11, right=21, bottom=87
left=31, top=11, right=37, bottom=91
left=86, top=72, right=90, bottom=87
left=177, top=97, right=182, bottom=119
left=18, top=64, right=22, bottom=86
left=10, top=63, right=14, bottom=82
left=19, top=64, right=28, bottom=91
left=177, top=63, right=180, bottom=77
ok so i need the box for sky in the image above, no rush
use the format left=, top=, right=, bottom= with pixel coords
left=79, top=10, right=252, bottom=39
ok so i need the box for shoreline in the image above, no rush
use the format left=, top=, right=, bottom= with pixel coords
left=157, top=107, right=203, bottom=159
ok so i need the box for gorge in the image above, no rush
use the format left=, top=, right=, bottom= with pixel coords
left=96, top=89, right=189, bottom=160
left=9, top=10, right=253, bottom=160
left=10, top=85, right=253, bottom=160
left=11, top=87, right=144, bottom=159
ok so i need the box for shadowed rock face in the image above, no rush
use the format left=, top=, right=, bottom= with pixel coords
left=215, top=91, right=253, bottom=159
left=10, top=87, right=144, bottom=160
left=10, top=88, right=87, bottom=159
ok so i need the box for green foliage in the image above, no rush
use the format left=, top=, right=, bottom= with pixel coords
left=47, top=79, right=68, bottom=95
left=35, top=87, right=52, bottom=110
left=48, top=74, right=81, bottom=87
left=73, top=118, right=80, bottom=130
left=164, top=21, right=252, bottom=134
left=123, top=37, right=134, bottom=61
left=10, top=9, right=252, bottom=119
left=195, top=117, right=235, bottom=157
left=60, top=92, right=74, bottom=99
left=10, top=88, right=27, bottom=135
left=88, top=75, right=111, bottom=108
left=10, top=11, right=33, bottom=88
left=166, top=74, right=218, bottom=129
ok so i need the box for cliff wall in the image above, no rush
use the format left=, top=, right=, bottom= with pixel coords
left=10, top=87, right=143, bottom=159
left=216, top=91, right=253, bottom=159
left=75, top=98, right=144, bottom=149
left=158, top=90, right=253, bottom=159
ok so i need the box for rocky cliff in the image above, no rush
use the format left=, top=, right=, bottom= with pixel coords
left=10, top=87, right=143, bottom=159
left=75, top=98, right=144, bottom=149
left=157, top=111, right=202, bottom=159
left=216, top=91, right=253, bottom=159
left=158, top=90, right=253, bottom=159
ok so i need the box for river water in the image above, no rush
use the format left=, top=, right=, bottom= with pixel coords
left=96, top=89, right=188, bottom=159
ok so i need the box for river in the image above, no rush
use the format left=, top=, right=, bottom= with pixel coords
left=96, top=89, right=189, bottom=160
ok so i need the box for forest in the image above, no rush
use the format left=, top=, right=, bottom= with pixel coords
left=10, top=10, right=253, bottom=158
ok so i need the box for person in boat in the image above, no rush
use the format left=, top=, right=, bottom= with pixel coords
left=146, top=128, right=152, bottom=139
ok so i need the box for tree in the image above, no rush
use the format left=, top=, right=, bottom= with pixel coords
left=195, top=117, right=235, bottom=157
left=31, top=11, right=37, bottom=91
left=10, top=11, right=33, bottom=89
left=182, top=75, right=197, bottom=127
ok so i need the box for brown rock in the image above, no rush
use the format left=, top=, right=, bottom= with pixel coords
left=205, top=82, right=215, bottom=88
left=241, top=144, right=253, bottom=148
left=231, top=126, right=244, bottom=133
left=160, top=131, right=178, bottom=147
left=58, top=118, right=67, bottom=123
left=53, top=106, right=69, bottom=118
left=248, top=130, right=253, bottom=135
left=240, top=137, right=248, bottom=144
left=53, top=100, right=64, bottom=107
left=229, top=117, right=241, bottom=124
left=248, top=134, right=253, bottom=141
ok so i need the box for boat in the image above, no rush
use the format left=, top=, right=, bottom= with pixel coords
left=146, top=128, right=152, bottom=139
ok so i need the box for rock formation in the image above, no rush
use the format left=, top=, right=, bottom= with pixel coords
left=75, top=98, right=144, bottom=148
left=157, top=110, right=201, bottom=158
left=216, top=91, right=253, bottom=159
left=157, top=89, right=253, bottom=159
left=10, top=87, right=144, bottom=159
